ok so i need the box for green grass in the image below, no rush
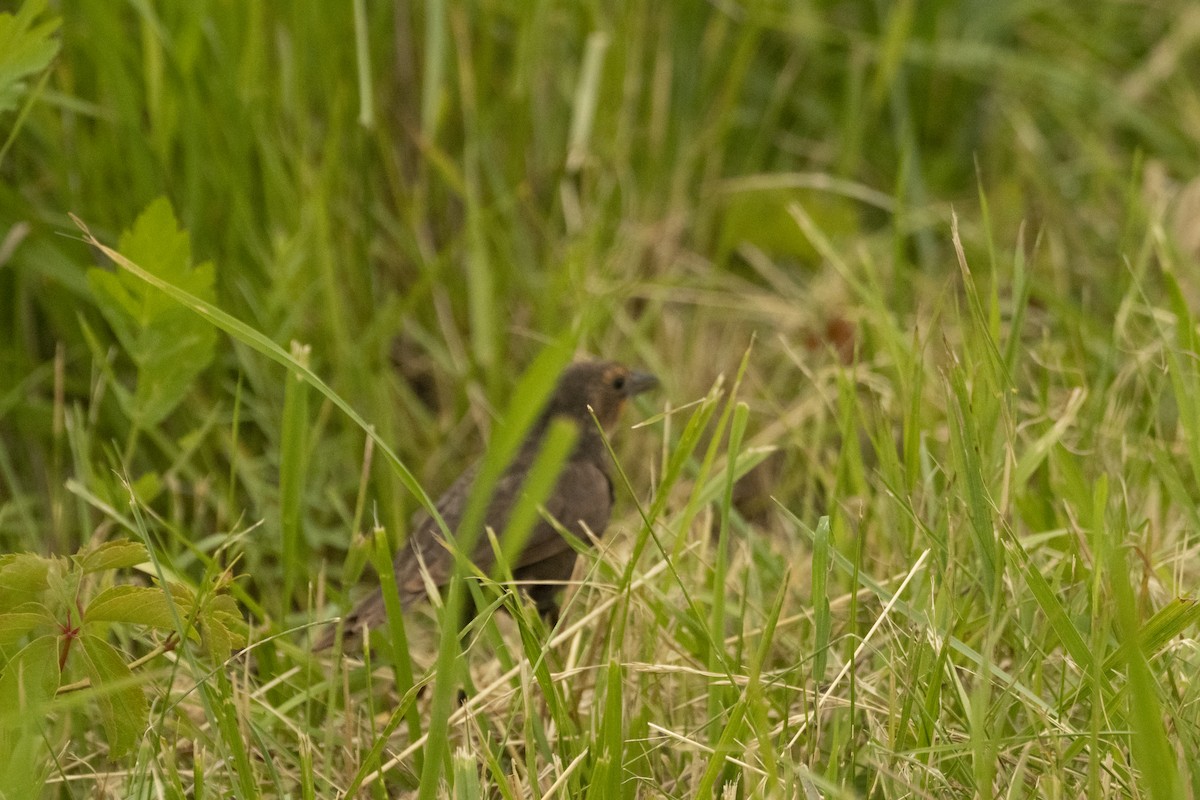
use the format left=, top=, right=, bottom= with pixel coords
left=3, top=0, right=1200, bottom=797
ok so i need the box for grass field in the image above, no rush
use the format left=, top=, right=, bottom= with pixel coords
left=3, top=1, right=1200, bottom=797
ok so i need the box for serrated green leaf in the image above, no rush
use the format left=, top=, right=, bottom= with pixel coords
left=0, top=606, right=53, bottom=645
left=210, top=609, right=247, bottom=646
left=41, top=560, right=77, bottom=616
left=86, top=197, right=218, bottom=426
left=84, top=585, right=187, bottom=632
left=77, top=634, right=148, bottom=759
left=208, top=593, right=240, bottom=616
left=0, top=635, right=58, bottom=718
left=0, top=553, right=53, bottom=609
left=0, top=634, right=58, bottom=798
left=77, top=540, right=149, bottom=574
left=201, top=615, right=233, bottom=664
left=168, top=582, right=196, bottom=606
left=0, top=0, right=61, bottom=116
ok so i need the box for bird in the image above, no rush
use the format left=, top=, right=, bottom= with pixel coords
left=317, top=360, right=658, bottom=648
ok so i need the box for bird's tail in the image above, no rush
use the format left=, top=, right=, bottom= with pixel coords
left=312, top=587, right=395, bottom=651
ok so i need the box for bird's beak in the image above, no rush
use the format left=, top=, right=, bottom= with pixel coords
left=626, top=370, right=659, bottom=396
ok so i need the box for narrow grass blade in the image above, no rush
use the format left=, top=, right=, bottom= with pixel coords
left=811, top=516, right=832, bottom=683
left=279, top=341, right=311, bottom=607
left=1108, top=544, right=1182, bottom=798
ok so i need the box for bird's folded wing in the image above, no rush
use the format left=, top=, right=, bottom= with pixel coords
left=392, top=458, right=612, bottom=596
left=502, top=459, right=613, bottom=573
left=392, top=463, right=480, bottom=599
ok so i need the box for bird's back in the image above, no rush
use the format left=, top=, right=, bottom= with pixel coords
left=331, top=446, right=613, bottom=638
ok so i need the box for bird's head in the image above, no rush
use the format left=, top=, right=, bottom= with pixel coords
left=544, top=360, right=659, bottom=432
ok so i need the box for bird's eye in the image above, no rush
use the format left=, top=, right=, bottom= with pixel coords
left=611, top=375, right=626, bottom=391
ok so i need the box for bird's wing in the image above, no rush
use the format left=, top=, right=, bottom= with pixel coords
left=501, top=458, right=613, bottom=574
left=324, top=458, right=613, bottom=644
left=328, top=458, right=516, bottom=639
left=391, top=455, right=613, bottom=595
left=391, top=462, right=481, bottom=601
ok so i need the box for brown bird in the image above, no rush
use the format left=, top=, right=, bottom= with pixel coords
left=318, top=360, right=658, bottom=648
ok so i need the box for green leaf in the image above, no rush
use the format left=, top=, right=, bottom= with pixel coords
left=86, top=197, right=218, bottom=427
left=200, top=614, right=234, bottom=665
left=0, top=634, right=59, bottom=720
left=77, top=634, right=148, bottom=759
left=0, top=0, right=60, bottom=116
left=168, top=581, right=197, bottom=607
left=77, top=540, right=149, bottom=574
left=0, top=605, right=53, bottom=645
left=207, top=592, right=240, bottom=617
left=209, top=608, right=247, bottom=646
left=0, top=635, right=58, bottom=798
left=0, top=553, right=53, bottom=608
left=41, top=558, right=77, bottom=616
left=84, top=585, right=187, bottom=631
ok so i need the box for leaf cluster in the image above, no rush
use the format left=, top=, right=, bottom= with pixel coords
left=0, top=539, right=246, bottom=795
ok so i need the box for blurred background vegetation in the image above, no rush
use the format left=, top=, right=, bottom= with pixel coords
left=3, top=0, right=1200, bottom=796
left=6, top=0, right=1196, bottom=575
